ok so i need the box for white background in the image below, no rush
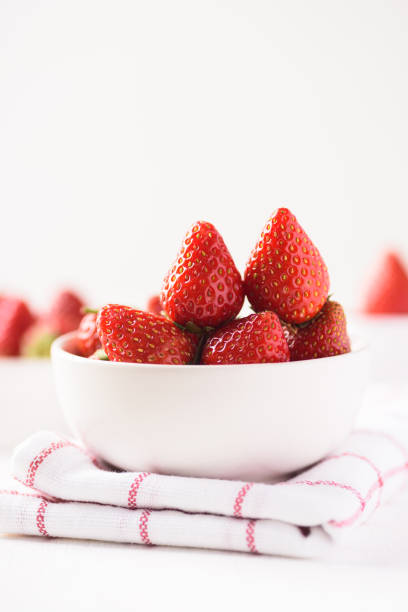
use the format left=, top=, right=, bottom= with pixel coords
left=1, top=0, right=407, bottom=313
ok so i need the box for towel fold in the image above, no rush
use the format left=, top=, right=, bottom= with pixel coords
left=1, top=421, right=407, bottom=558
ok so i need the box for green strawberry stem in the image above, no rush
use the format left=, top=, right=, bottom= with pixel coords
left=185, top=321, right=204, bottom=335
left=83, top=307, right=99, bottom=314
left=174, top=320, right=214, bottom=336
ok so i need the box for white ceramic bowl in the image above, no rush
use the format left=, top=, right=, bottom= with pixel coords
left=51, top=333, right=369, bottom=482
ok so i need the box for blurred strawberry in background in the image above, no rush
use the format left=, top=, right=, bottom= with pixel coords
left=362, top=252, right=408, bottom=315
left=47, top=290, right=84, bottom=335
left=0, top=288, right=86, bottom=358
left=0, top=297, right=36, bottom=356
left=21, top=323, right=57, bottom=358
left=146, top=294, right=163, bottom=316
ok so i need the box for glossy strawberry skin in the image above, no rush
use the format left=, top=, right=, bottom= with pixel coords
left=201, top=311, right=290, bottom=365
left=161, top=221, right=244, bottom=329
left=363, top=252, right=408, bottom=314
left=244, top=208, right=330, bottom=324
left=76, top=313, right=101, bottom=357
left=96, top=304, right=198, bottom=364
left=280, top=321, right=297, bottom=353
left=47, top=290, right=84, bottom=335
left=0, top=297, right=36, bottom=356
left=290, top=300, right=350, bottom=361
left=146, top=295, right=163, bottom=316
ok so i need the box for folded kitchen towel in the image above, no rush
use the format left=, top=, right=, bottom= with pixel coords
left=1, top=424, right=408, bottom=558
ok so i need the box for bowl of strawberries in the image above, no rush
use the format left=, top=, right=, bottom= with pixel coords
left=52, top=208, right=368, bottom=481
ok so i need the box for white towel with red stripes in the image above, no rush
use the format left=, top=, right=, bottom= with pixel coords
left=1, top=425, right=408, bottom=558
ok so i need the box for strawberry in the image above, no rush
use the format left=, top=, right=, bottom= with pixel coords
left=76, top=312, right=101, bottom=357
left=289, top=300, right=350, bottom=361
left=201, top=311, right=290, bottom=365
left=146, top=295, right=163, bottom=316
left=21, top=322, right=57, bottom=358
left=97, top=304, right=198, bottom=364
left=0, top=297, right=36, bottom=356
left=244, top=208, right=330, bottom=324
left=47, top=290, right=84, bottom=335
left=161, top=221, right=244, bottom=329
left=281, top=321, right=297, bottom=353
left=362, top=252, right=408, bottom=314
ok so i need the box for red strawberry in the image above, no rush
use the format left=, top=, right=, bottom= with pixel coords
left=146, top=295, right=163, bottom=316
left=201, top=311, right=290, bottom=365
left=97, top=304, right=198, bottom=364
left=0, top=297, right=36, bottom=356
left=161, top=221, right=244, bottom=329
left=47, top=290, right=84, bottom=335
left=280, top=321, right=297, bottom=353
left=363, top=252, right=408, bottom=314
left=244, top=208, right=330, bottom=324
left=76, top=312, right=101, bottom=357
left=290, top=300, right=350, bottom=361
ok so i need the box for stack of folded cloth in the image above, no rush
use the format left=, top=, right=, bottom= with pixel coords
left=1, top=417, right=408, bottom=559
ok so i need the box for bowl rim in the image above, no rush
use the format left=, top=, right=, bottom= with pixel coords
left=51, top=332, right=368, bottom=370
